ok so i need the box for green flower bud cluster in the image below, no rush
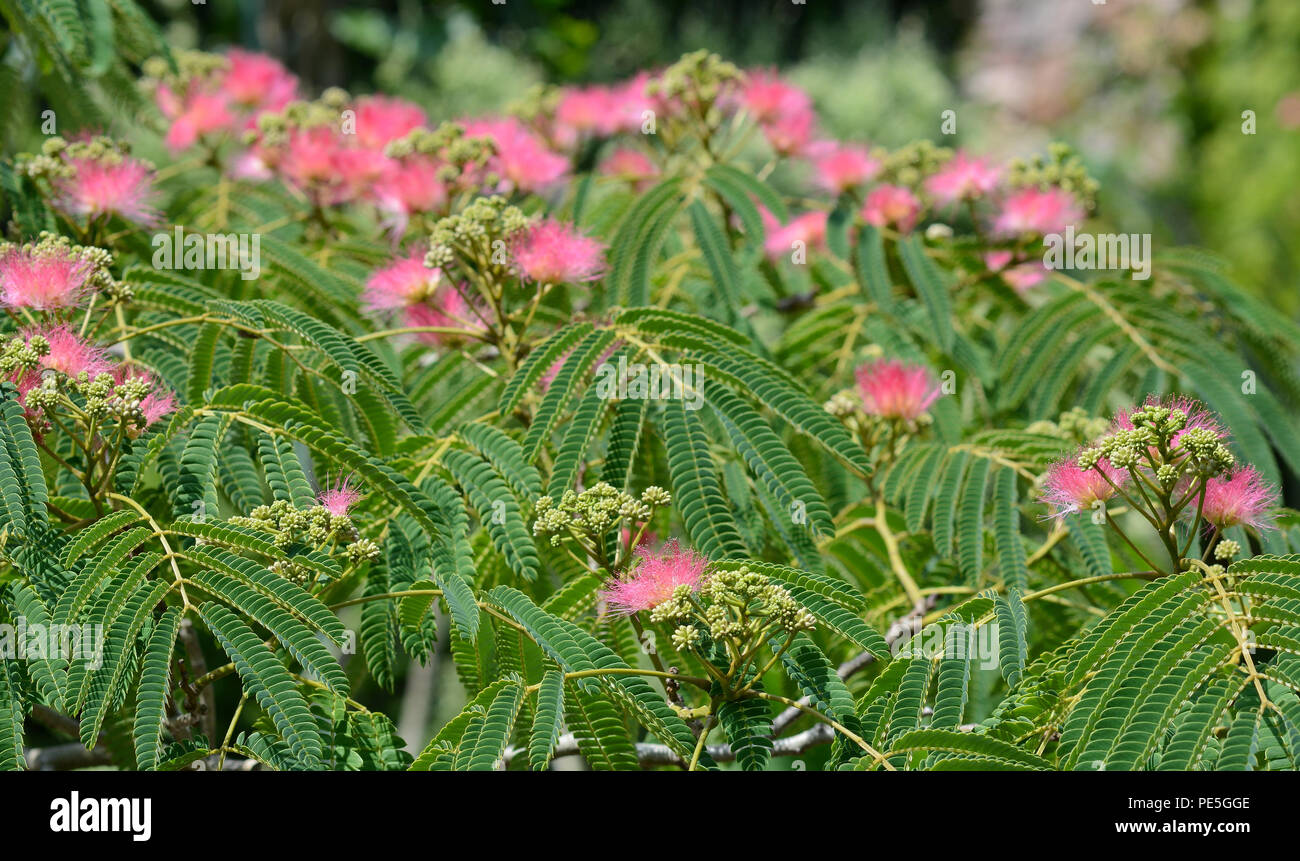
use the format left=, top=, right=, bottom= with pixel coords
left=0, top=334, right=47, bottom=378
left=881, top=140, right=949, bottom=188
left=230, top=499, right=374, bottom=585
left=20, top=136, right=149, bottom=180
left=647, top=50, right=742, bottom=110
left=1214, top=539, right=1241, bottom=562
left=533, top=482, right=670, bottom=547
left=1026, top=407, right=1110, bottom=445
left=385, top=122, right=496, bottom=185
left=659, top=566, right=815, bottom=667
left=425, top=195, right=529, bottom=271
left=1006, top=142, right=1099, bottom=212
left=248, top=93, right=350, bottom=148
left=506, top=84, right=563, bottom=127
left=140, top=50, right=228, bottom=93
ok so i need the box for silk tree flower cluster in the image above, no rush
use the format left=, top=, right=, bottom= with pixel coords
left=533, top=482, right=672, bottom=571
left=827, top=358, right=943, bottom=470
left=227, top=479, right=379, bottom=585
left=0, top=327, right=175, bottom=432
left=141, top=49, right=299, bottom=153
left=18, top=136, right=160, bottom=230
left=1041, top=396, right=1276, bottom=575
left=603, top=550, right=814, bottom=682
left=0, top=233, right=126, bottom=311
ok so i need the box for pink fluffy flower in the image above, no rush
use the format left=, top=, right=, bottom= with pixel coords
left=1041, top=457, right=1129, bottom=518
left=221, top=49, right=298, bottom=113
left=139, top=388, right=178, bottom=427
left=599, top=148, right=659, bottom=188
left=763, top=209, right=828, bottom=261
left=761, top=108, right=816, bottom=156
left=555, top=86, right=622, bottom=140
left=0, top=244, right=95, bottom=310
left=925, top=152, right=1001, bottom=205
left=363, top=252, right=442, bottom=312
left=161, top=89, right=235, bottom=152
left=984, top=251, right=1048, bottom=292
left=740, top=71, right=812, bottom=124
left=26, top=324, right=111, bottom=378
left=512, top=219, right=606, bottom=283
left=53, top=155, right=159, bottom=225
left=318, top=473, right=363, bottom=517
left=808, top=142, right=880, bottom=194
left=353, top=96, right=427, bottom=151
left=464, top=117, right=568, bottom=194
left=993, top=187, right=1084, bottom=237
left=1199, top=466, right=1276, bottom=530
left=601, top=541, right=708, bottom=615
left=403, top=288, right=477, bottom=345
left=855, top=359, right=942, bottom=421
left=861, top=185, right=922, bottom=233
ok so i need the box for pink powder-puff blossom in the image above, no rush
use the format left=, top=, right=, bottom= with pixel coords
left=139, top=388, right=179, bottom=427
left=463, top=117, right=568, bottom=194
left=221, top=49, right=298, bottom=113
left=740, top=71, right=812, bottom=125
left=601, top=541, right=708, bottom=615
left=993, top=187, right=1084, bottom=238
left=161, top=90, right=235, bottom=153
left=403, top=288, right=479, bottom=345
left=353, top=96, right=428, bottom=151
left=26, top=324, right=112, bottom=379
left=115, top=367, right=178, bottom=428
left=762, top=209, right=828, bottom=261
left=861, top=185, right=922, bottom=233
left=1041, top=457, right=1129, bottom=518
left=925, top=152, right=1001, bottom=205
left=1198, top=466, right=1276, bottom=530
left=318, top=473, right=363, bottom=517
left=363, top=252, right=442, bottom=312
left=53, top=155, right=159, bottom=226
left=512, top=219, right=606, bottom=283
left=555, top=86, right=622, bottom=140
left=599, top=148, right=659, bottom=188
left=0, top=244, right=96, bottom=310
left=854, top=359, right=942, bottom=421
left=985, top=251, right=1049, bottom=292
left=808, top=142, right=880, bottom=194
left=761, top=108, right=817, bottom=156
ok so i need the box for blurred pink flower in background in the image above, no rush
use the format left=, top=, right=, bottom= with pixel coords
left=993, top=186, right=1084, bottom=237
left=925, top=151, right=1001, bottom=205
left=512, top=219, right=606, bottom=283
left=806, top=142, right=881, bottom=194
left=861, top=184, right=922, bottom=233
left=762, top=209, right=828, bottom=261
left=855, top=358, right=942, bottom=421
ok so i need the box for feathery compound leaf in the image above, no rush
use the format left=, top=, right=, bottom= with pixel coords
left=661, top=397, right=747, bottom=560
left=443, top=448, right=539, bottom=581
left=528, top=670, right=566, bottom=771
left=705, top=381, right=833, bottom=537
left=133, top=607, right=181, bottom=771
left=717, top=696, right=774, bottom=772
left=607, top=178, right=685, bottom=306
left=198, top=602, right=323, bottom=768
